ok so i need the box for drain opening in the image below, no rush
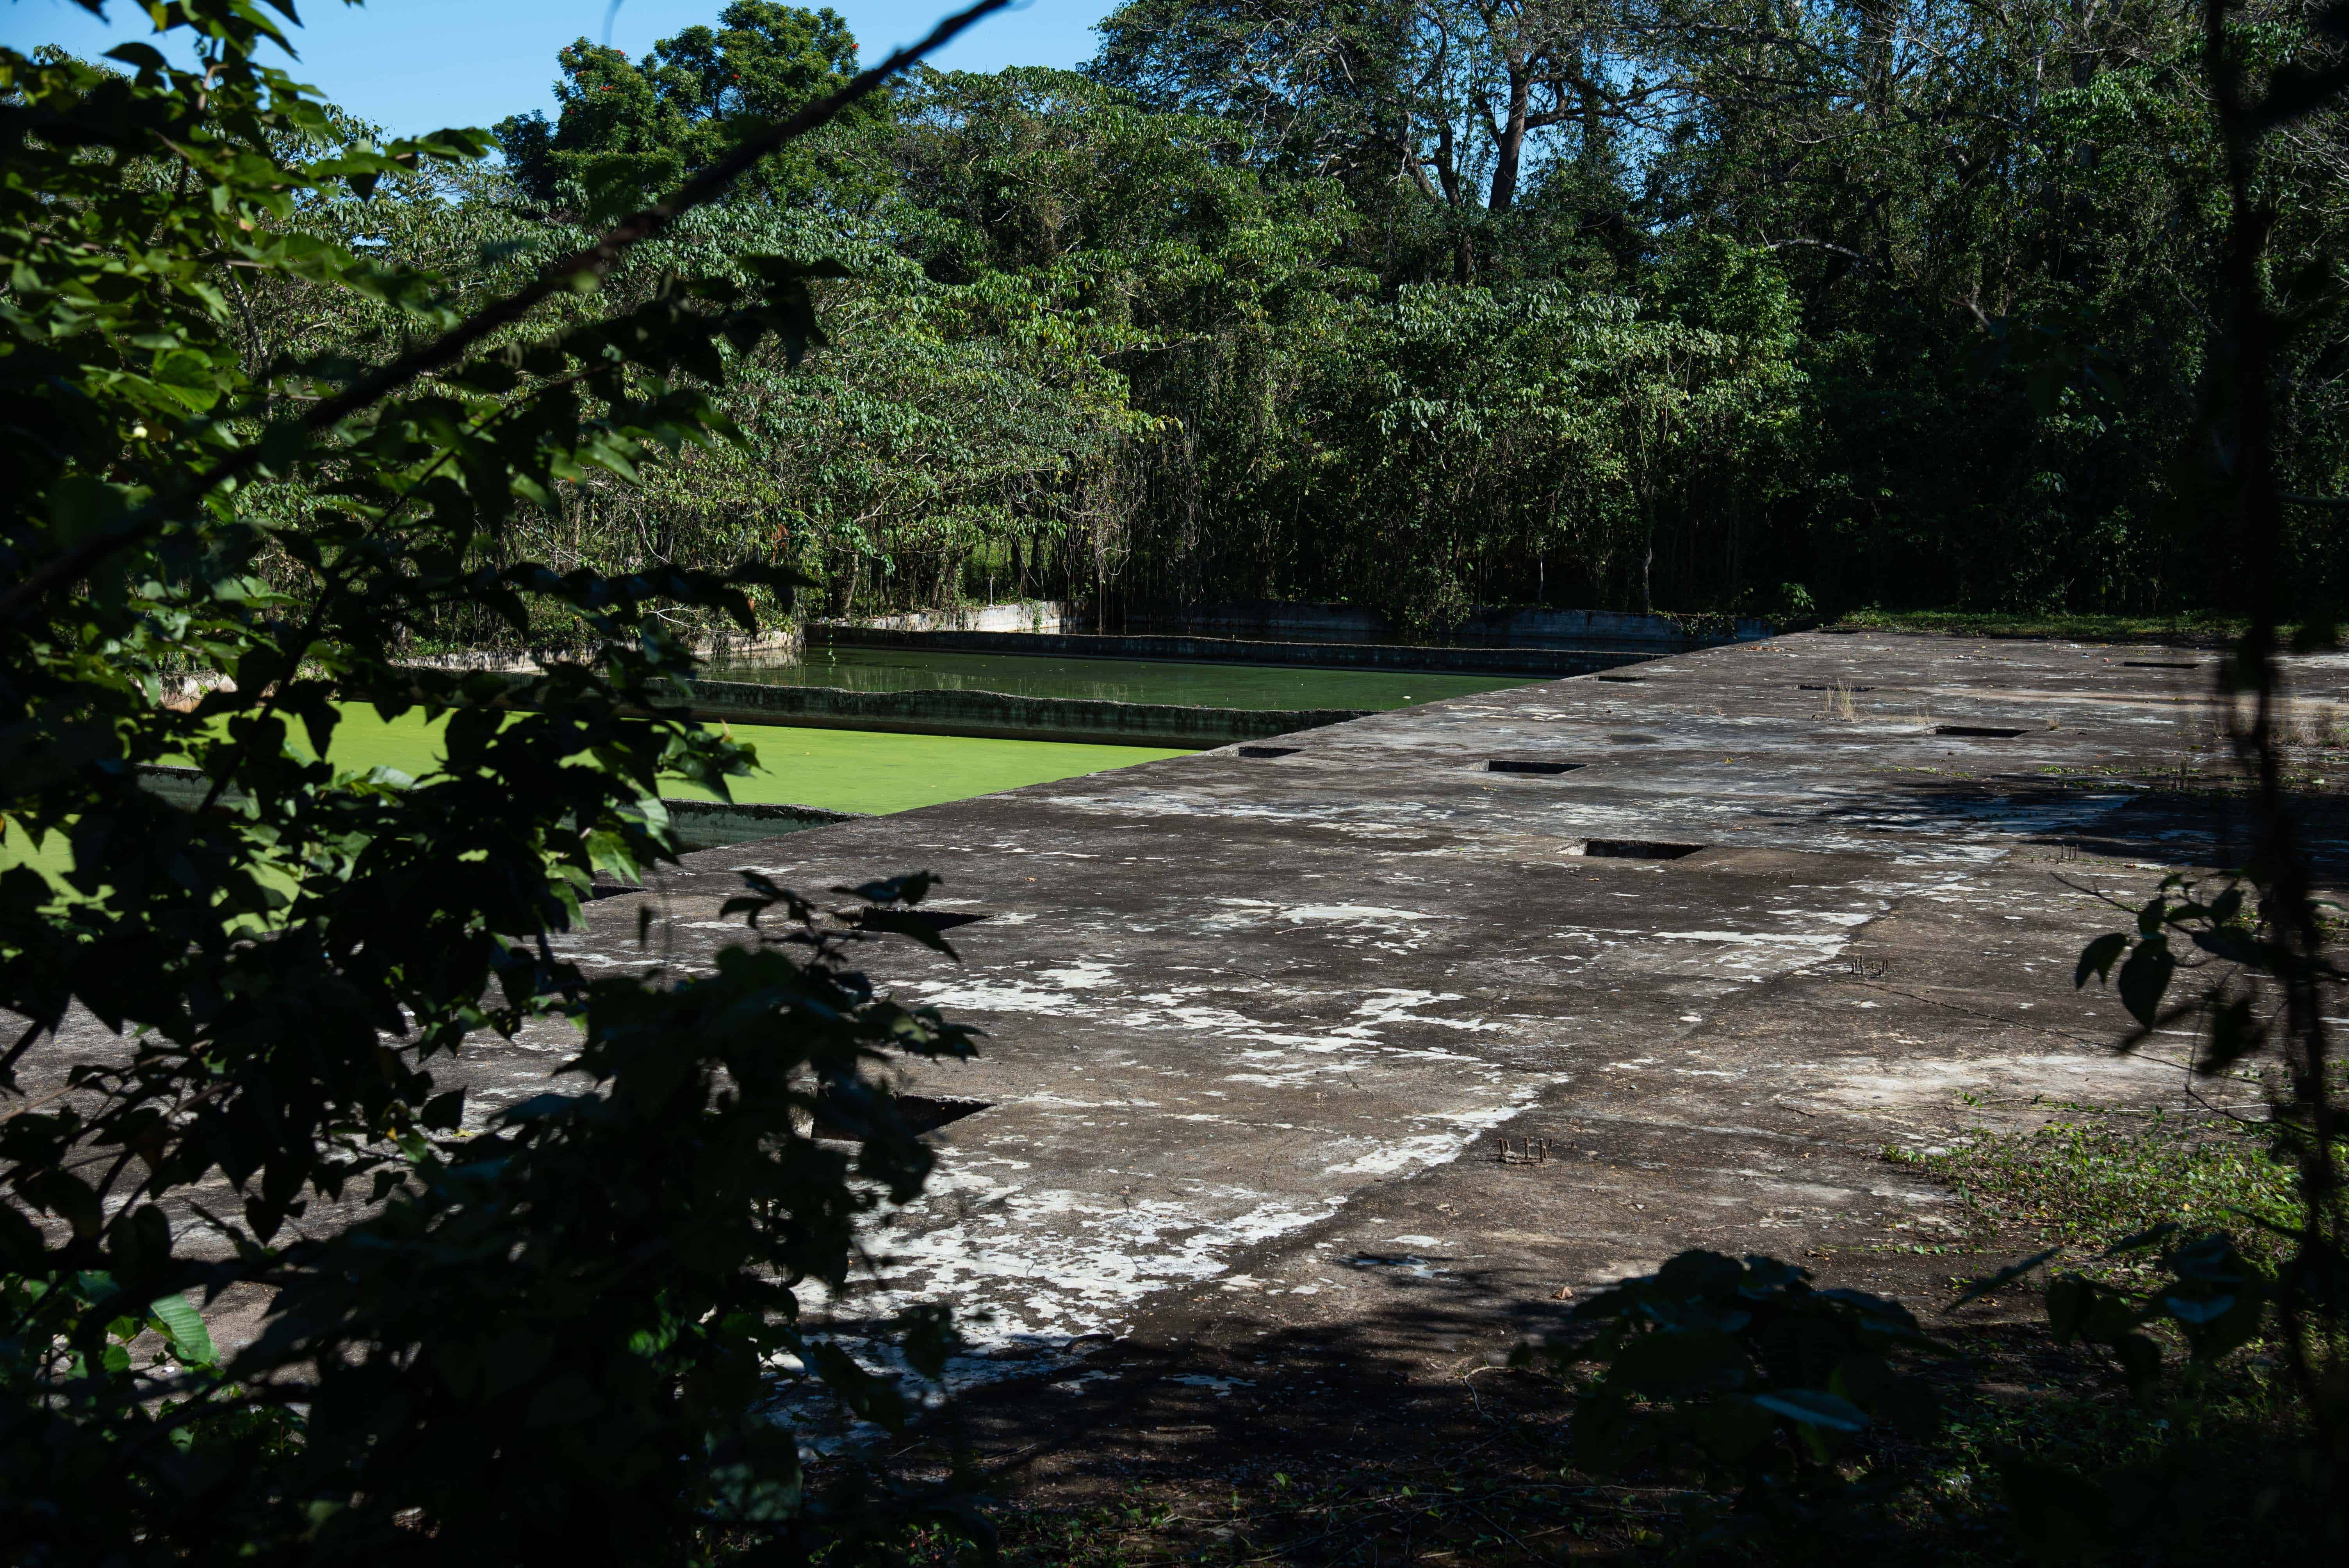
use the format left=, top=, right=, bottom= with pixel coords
left=1237, top=745, right=1301, bottom=759
left=2124, top=660, right=2197, bottom=669
left=1595, top=674, right=1646, bottom=683
left=586, top=881, right=644, bottom=901
left=1577, top=838, right=1705, bottom=860
left=1486, top=758, right=1583, bottom=775
left=1935, top=725, right=2027, bottom=738
left=814, top=1094, right=991, bottom=1142
left=1798, top=683, right=1875, bottom=691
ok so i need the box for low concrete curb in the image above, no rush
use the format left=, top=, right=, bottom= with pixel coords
left=402, top=670, right=1367, bottom=747
left=661, top=797, right=864, bottom=848
left=133, top=765, right=862, bottom=853
left=806, top=625, right=1653, bottom=678
left=656, top=677, right=1365, bottom=747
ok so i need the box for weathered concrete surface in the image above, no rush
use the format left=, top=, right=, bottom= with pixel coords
left=39, top=633, right=2349, bottom=1408
left=490, top=631, right=2348, bottom=1402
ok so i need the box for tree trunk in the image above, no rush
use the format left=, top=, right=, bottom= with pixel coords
left=1489, top=61, right=1531, bottom=210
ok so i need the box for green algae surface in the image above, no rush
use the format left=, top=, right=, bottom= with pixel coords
left=311, top=706, right=1190, bottom=814
left=1, top=706, right=1191, bottom=883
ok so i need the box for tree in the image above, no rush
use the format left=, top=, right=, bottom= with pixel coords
left=496, top=2, right=879, bottom=217
left=1093, top=0, right=1640, bottom=279
left=0, top=0, right=1007, bottom=1557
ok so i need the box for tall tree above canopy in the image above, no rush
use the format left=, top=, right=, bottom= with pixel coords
left=1090, top=0, right=1408, bottom=179
left=496, top=2, right=876, bottom=215
left=1091, top=0, right=1638, bottom=280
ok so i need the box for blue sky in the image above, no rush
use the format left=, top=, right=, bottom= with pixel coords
left=2, top=0, right=1111, bottom=134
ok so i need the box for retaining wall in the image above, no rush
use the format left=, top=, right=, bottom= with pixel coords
left=375, top=670, right=1365, bottom=748
left=1117, top=600, right=1774, bottom=649
left=807, top=625, right=1650, bottom=679
left=812, top=600, right=1069, bottom=636
left=661, top=677, right=1364, bottom=748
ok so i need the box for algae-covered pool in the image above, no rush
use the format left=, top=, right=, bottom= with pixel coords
left=1, top=707, right=1189, bottom=882
left=313, top=707, right=1188, bottom=814
left=707, top=645, right=1530, bottom=709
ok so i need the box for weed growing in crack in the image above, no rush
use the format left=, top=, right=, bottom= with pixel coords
left=1887, top=1106, right=2301, bottom=1273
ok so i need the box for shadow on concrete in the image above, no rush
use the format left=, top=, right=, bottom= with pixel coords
left=819, top=1247, right=2064, bottom=1564
left=1820, top=775, right=2349, bottom=877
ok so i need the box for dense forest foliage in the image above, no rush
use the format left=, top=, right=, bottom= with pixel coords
left=205, top=2, right=2349, bottom=633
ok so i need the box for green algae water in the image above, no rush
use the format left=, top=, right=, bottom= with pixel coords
left=311, top=706, right=1186, bottom=814
left=285, top=706, right=1187, bottom=814
left=0, top=709, right=1187, bottom=884
left=707, top=645, right=1530, bottom=709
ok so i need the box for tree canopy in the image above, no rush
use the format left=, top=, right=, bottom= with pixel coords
left=461, top=0, right=2349, bottom=630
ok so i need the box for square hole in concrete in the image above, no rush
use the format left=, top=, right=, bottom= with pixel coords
left=1486, top=758, right=1584, bottom=775
left=1577, top=838, right=1705, bottom=860
left=1934, top=725, right=2027, bottom=738
left=1237, top=745, right=1301, bottom=759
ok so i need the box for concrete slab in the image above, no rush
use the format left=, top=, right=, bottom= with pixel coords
left=501, top=631, right=2346, bottom=1393
left=25, top=632, right=2347, bottom=1401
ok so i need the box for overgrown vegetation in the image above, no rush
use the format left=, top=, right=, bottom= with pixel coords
left=39, top=0, right=2349, bottom=648
left=0, top=0, right=1006, bottom=1558
left=1896, top=1105, right=2304, bottom=1267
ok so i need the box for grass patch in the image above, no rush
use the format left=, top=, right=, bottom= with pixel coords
left=1889, top=1106, right=2300, bottom=1272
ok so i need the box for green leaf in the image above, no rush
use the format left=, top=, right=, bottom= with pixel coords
left=151, top=348, right=226, bottom=412
left=150, top=1292, right=217, bottom=1367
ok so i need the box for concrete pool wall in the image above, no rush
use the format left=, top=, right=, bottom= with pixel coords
left=1113, top=600, right=1778, bottom=649
left=655, top=677, right=1373, bottom=748
left=455, top=668, right=1387, bottom=748
left=810, top=626, right=1655, bottom=679
left=814, top=601, right=1779, bottom=650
